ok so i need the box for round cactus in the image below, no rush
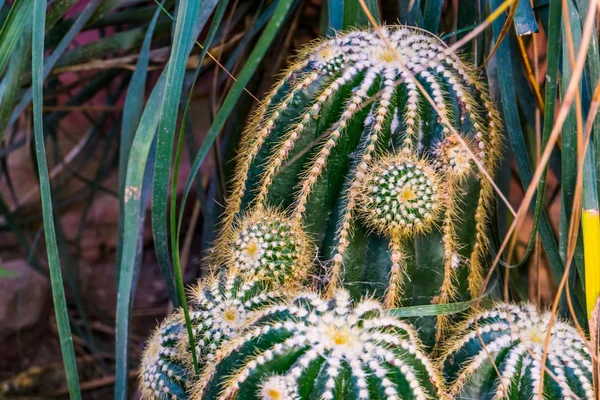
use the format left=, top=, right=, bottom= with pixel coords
left=193, top=289, right=445, bottom=400
left=217, top=26, right=502, bottom=337
left=139, top=312, right=192, bottom=400
left=441, top=303, right=594, bottom=400
left=223, top=207, right=315, bottom=284
left=183, top=272, right=290, bottom=364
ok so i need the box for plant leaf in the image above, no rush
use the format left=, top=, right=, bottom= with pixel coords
left=32, top=0, right=81, bottom=397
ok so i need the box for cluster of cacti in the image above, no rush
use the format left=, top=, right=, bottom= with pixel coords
left=217, top=26, right=502, bottom=340
left=140, top=26, right=594, bottom=400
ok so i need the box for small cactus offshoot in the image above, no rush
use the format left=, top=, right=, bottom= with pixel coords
left=441, top=303, right=594, bottom=400
left=194, top=289, right=445, bottom=400
left=139, top=313, right=192, bottom=400
left=224, top=207, right=314, bottom=283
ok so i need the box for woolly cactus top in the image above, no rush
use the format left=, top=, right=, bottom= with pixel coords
left=184, top=272, right=289, bottom=363
left=442, top=303, right=594, bottom=400
left=140, top=313, right=191, bottom=400
left=357, top=154, right=442, bottom=237
left=226, top=208, right=314, bottom=283
left=195, top=289, right=445, bottom=400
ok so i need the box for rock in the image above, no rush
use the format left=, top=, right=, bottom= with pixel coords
left=0, top=259, right=50, bottom=371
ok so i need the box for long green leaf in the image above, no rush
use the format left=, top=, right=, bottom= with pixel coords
left=0, top=0, right=33, bottom=77
left=514, top=0, right=539, bottom=35
left=342, top=0, right=379, bottom=28
left=169, top=0, right=224, bottom=374
left=115, top=72, right=166, bottom=399
left=32, top=0, right=81, bottom=398
left=116, top=0, right=215, bottom=394
left=151, top=0, right=200, bottom=373
left=179, top=0, right=296, bottom=246
left=422, top=0, right=444, bottom=32
left=328, top=0, right=344, bottom=32
left=8, top=0, right=103, bottom=126
left=0, top=26, right=29, bottom=143
left=116, top=2, right=164, bottom=290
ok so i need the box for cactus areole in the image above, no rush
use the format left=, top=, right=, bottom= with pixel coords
left=218, top=26, right=501, bottom=336
left=442, top=303, right=594, bottom=399
left=140, top=314, right=192, bottom=400
left=194, top=290, right=445, bottom=400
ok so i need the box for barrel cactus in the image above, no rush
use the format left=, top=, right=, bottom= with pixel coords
left=441, top=303, right=594, bottom=399
left=217, top=26, right=502, bottom=336
left=223, top=207, right=315, bottom=284
left=140, top=313, right=192, bottom=400
left=182, top=272, right=290, bottom=364
left=193, top=289, right=445, bottom=400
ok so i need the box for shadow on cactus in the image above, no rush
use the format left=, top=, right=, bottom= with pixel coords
left=140, top=272, right=293, bottom=399
left=140, top=313, right=193, bottom=400
left=193, top=289, right=446, bottom=400
left=441, top=303, right=594, bottom=399
left=217, top=26, right=502, bottom=340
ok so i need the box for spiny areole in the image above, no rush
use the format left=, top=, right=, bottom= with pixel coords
left=442, top=303, right=594, bottom=400
left=193, top=289, right=445, bottom=400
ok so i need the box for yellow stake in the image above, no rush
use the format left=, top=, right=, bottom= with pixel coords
left=583, top=208, right=600, bottom=318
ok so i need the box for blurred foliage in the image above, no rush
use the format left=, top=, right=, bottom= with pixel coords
left=0, top=0, right=599, bottom=397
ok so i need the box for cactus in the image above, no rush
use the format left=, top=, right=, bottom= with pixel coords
left=224, top=207, right=315, bottom=284
left=193, top=289, right=445, bottom=400
left=183, top=272, right=291, bottom=365
left=441, top=303, right=594, bottom=399
left=139, top=313, right=192, bottom=400
left=217, top=26, right=502, bottom=332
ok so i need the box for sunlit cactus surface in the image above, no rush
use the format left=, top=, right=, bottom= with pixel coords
left=441, top=303, right=594, bottom=400
left=182, top=272, right=290, bottom=365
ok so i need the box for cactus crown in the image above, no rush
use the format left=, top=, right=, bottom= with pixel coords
left=225, top=207, right=314, bottom=284
left=184, top=272, right=289, bottom=364
left=356, top=153, right=442, bottom=237
left=442, top=303, right=593, bottom=400
left=195, top=289, right=445, bottom=400
left=140, top=313, right=191, bottom=400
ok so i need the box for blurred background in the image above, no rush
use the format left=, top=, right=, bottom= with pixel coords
left=0, top=0, right=588, bottom=398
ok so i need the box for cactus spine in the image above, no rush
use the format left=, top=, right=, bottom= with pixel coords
left=140, top=313, right=192, bottom=400
left=441, top=303, right=594, bottom=399
left=225, top=207, right=315, bottom=284
left=194, top=289, right=445, bottom=400
left=183, top=272, right=290, bottom=364
left=217, top=27, right=501, bottom=334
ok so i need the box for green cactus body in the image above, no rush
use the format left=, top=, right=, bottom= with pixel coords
left=441, top=303, right=594, bottom=399
left=193, top=289, right=445, bottom=400
left=218, top=26, right=501, bottom=331
left=184, top=272, right=291, bottom=365
left=140, top=313, right=192, bottom=400
left=225, top=207, right=315, bottom=284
